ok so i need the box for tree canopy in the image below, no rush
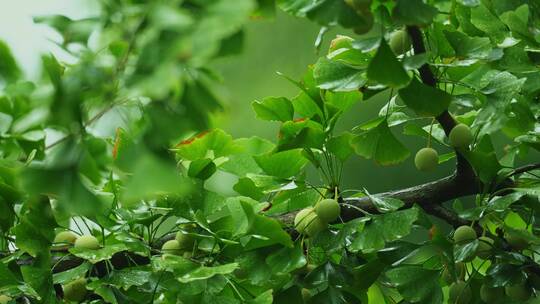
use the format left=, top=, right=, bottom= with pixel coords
left=0, top=0, right=540, bottom=303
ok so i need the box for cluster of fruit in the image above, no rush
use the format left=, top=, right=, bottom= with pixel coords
left=160, top=230, right=195, bottom=258
left=328, top=29, right=411, bottom=56
left=294, top=198, right=341, bottom=236
left=415, top=124, right=473, bottom=172
left=51, top=231, right=101, bottom=302
left=38, top=228, right=196, bottom=303
left=446, top=225, right=535, bottom=303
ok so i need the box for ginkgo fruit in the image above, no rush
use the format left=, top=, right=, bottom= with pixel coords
left=505, top=283, right=531, bottom=301
left=294, top=208, right=316, bottom=235
left=53, top=231, right=78, bottom=249
left=480, top=284, right=504, bottom=303
left=476, top=236, right=494, bottom=259
left=389, top=29, right=411, bottom=55
left=305, top=215, right=327, bottom=237
left=301, top=288, right=311, bottom=302
left=414, top=148, right=438, bottom=171
left=505, top=231, right=529, bottom=250
left=449, top=124, right=473, bottom=148
left=0, top=295, right=12, bottom=304
left=449, top=281, right=472, bottom=304
left=315, top=198, right=340, bottom=223
left=161, top=240, right=182, bottom=255
left=328, top=35, right=354, bottom=53
left=63, top=278, right=87, bottom=302
left=453, top=226, right=477, bottom=244
left=442, top=262, right=465, bottom=284
left=175, top=231, right=194, bottom=250
left=294, top=208, right=327, bottom=236
left=74, top=235, right=100, bottom=250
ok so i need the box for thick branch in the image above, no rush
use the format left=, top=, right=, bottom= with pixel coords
left=344, top=173, right=477, bottom=227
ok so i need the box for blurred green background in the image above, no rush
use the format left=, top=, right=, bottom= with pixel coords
left=2, top=1, right=522, bottom=200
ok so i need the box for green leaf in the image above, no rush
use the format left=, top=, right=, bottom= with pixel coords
left=350, top=208, right=419, bottom=253
left=398, top=77, right=452, bottom=117
left=327, top=133, right=355, bottom=161
left=53, top=262, right=92, bottom=284
left=458, top=0, right=480, bottom=7
left=175, top=129, right=236, bottom=161
left=122, top=153, right=192, bottom=204
left=252, top=97, right=294, bottom=122
left=96, top=268, right=153, bottom=290
left=278, top=0, right=373, bottom=31
left=248, top=290, right=273, bottom=304
left=277, top=119, right=325, bottom=151
left=454, top=240, right=479, bottom=263
left=0, top=40, right=21, bottom=83
left=33, top=15, right=97, bottom=45
left=0, top=262, right=19, bottom=286
left=220, top=137, right=274, bottom=177
left=313, top=57, right=365, bottom=91
left=393, top=0, right=438, bottom=26
left=177, top=263, right=238, bottom=283
left=367, top=39, right=410, bottom=88
left=69, top=243, right=129, bottom=264
left=188, top=158, right=217, bottom=180
left=487, top=192, right=526, bottom=211
left=266, top=244, right=307, bottom=274
left=385, top=266, right=443, bottom=304
left=444, top=30, right=493, bottom=59
left=245, top=209, right=294, bottom=249
left=462, top=135, right=501, bottom=183
left=351, top=120, right=410, bottom=166
left=13, top=197, right=56, bottom=257
left=254, top=149, right=308, bottom=178
left=324, top=90, right=362, bottom=112
left=470, top=4, right=508, bottom=42
left=21, top=253, right=56, bottom=303
left=366, top=192, right=404, bottom=213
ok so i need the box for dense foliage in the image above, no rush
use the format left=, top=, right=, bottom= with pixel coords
left=1, top=0, right=540, bottom=303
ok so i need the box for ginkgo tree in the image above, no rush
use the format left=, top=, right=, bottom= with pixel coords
left=1, top=0, right=540, bottom=303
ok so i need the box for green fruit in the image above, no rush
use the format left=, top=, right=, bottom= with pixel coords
left=175, top=231, right=194, bottom=250
left=161, top=240, right=182, bottom=255
left=480, top=284, right=504, bottom=303
left=295, top=208, right=315, bottom=234
left=328, top=35, right=354, bottom=53
left=505, top=231, right=529, bottom=250
left=74, top=235, right=100, bottom=250
left=63, top=278, right=87, bottom=302
left=505, top=283, right=531, bottom=301
left=453, top=226, right=477, bottom=244
left=414, top=148, right=439, bottom=171
left=442, top=262, right=466, bottom=284
left=53, top=231, right=78, bottom=249
left=305, top=215, right=328, bottom=237
left=389, top=30, right=411, bottom=55
left=0, top=295, right=12, bottom=304
left=315, top=199, right=340, bottom=223
left=449, top=281, right=472, bottom=304
left=449, top=124, right=473, bottom=148
left=476, top=236, right=494, bottom=259
left=294, top=207, right=327, bottom=236
left=301, top=288, right=311, bottom=302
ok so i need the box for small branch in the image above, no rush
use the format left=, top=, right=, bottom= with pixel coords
left=511, top=163, right=540, bottom=176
